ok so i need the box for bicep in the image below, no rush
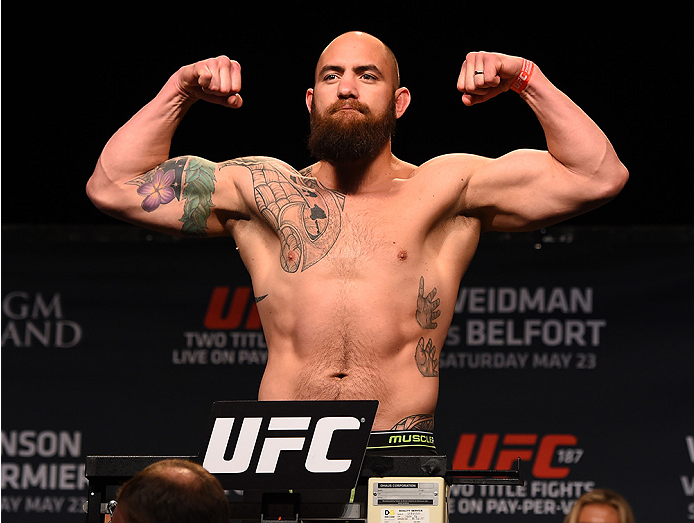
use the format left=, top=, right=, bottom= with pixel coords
left=88, top=155, right=247, bottom=237
left=464, top=149, right=605, bottom=232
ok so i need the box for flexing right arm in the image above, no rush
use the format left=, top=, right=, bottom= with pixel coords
left=86, top=56, right=245, bottom=236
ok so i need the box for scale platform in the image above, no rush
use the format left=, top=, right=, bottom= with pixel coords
left=84, top=401, right=523, bottom=522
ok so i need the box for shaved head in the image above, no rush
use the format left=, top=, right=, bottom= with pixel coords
left=315, top=31, right=400, bottom=88
left=306, top=31, right=411, bottom=176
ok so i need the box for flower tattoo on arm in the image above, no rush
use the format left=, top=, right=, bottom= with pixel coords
left=125, top=156, right=216, bottom=237
left=135, top=168, right=177, bottom=212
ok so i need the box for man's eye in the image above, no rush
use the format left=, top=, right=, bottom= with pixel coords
left=323, top=74, right=339, bottom=81
left=361, top=74, right=377, bottom=80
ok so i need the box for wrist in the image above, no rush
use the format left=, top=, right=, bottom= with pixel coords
left=510, top=59, right=534, bottom=94
left=168, top=67, right=202, bottom=106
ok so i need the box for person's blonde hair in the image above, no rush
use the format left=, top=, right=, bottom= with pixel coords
left=563, top=488, right=635, bottom=523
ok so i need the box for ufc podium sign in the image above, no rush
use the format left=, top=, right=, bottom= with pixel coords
left=201, top=401, right=377, bottom=490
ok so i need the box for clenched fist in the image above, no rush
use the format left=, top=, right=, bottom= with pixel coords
left=457, top=52, right=527, bottom=106
left=175, top=55, right=243, bottom=108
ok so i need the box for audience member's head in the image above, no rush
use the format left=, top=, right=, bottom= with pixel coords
left=563, top=488, right=634, bottom=523
left=111, top=459, right=229, bottom=523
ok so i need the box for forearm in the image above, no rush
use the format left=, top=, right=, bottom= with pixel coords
left=94, top=73, right=195, bottom=185
left=520, top=66, right=627, bottom=183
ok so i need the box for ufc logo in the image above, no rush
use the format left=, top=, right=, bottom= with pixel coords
left=452, top=433, right=580, bottom=479
left=204, top=286, right=261, bottom=330
left=203, top=416, right=360, bottom=475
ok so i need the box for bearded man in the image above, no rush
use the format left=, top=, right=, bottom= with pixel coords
left=87, top=31, right=627, bottom=455
left=307, top=85, right=397, bottom=168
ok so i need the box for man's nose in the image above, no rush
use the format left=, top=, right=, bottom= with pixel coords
left=338, top=75, right=358, bottom=98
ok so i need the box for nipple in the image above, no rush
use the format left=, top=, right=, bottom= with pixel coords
left=397, top=249, right=408, bottom=261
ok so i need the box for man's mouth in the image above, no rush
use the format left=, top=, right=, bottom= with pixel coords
left=329, top=102, right=367, bottom=115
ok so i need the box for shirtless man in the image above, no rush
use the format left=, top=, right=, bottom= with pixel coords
left=87, top=31, right=627, bottom=453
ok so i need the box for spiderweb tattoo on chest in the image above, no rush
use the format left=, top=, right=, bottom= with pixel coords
left=223, top=158, right=346, bottom=272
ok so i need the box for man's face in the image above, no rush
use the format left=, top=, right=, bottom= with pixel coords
left=307, top=91, right=397, bottom=164
left=306, top=32, right=408, bottom=164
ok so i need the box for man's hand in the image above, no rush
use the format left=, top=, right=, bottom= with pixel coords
left=175, top=55, right=243, bottom=108
left=457, top=52, right=524, bottom=106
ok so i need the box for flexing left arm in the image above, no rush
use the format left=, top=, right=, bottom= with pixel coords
left=457, top=52, right=629, bottom=231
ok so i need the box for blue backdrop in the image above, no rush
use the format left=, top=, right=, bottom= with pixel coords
left=2, top=225, right=692, bottom=521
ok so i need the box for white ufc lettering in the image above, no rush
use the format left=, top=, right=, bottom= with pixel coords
left=306, top=417, right=360, bottom=473
left=202, top=416, right=359, bottom=474
left=257, top=417, right=310, bottom=473
left=204, top=417, right=262, bottom=473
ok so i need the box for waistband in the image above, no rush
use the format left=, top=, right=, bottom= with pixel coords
left=366, top=430, right=437, bottom=455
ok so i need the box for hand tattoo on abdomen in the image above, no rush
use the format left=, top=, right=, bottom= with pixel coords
left=415, top=276, right=441, bottom=377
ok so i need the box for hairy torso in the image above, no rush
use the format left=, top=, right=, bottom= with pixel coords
left=223, top=156, right=480, bottom=430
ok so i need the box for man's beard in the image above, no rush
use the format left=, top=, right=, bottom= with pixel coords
left=307, top=97, right=397, bottom=165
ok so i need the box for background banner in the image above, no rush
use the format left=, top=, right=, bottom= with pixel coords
left=2, top=5, right=691, bottom=521
left=2, top=224, right=692, bottom=522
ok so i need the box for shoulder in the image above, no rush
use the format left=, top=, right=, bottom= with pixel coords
left=218, top=156, right=300, bottom=173
left=408, top=153, right=491, bottom=190
left=217, top=157, right=336, bottom=204
left=399, top=154, right=494, bottom=219
left=217, top=156, right=312, bottom=190
left=417, top=153, right=489, bottom=174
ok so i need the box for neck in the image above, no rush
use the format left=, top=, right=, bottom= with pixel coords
left=314, top=145, right=402, bottom=194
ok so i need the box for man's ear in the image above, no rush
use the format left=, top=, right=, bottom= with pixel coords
left=306, top=88, right=314, bottom=113
left=394, top=87, right=411, bottom=118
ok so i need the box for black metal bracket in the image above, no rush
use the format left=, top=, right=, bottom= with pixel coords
left=445, top=457, right=524, bottom=485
